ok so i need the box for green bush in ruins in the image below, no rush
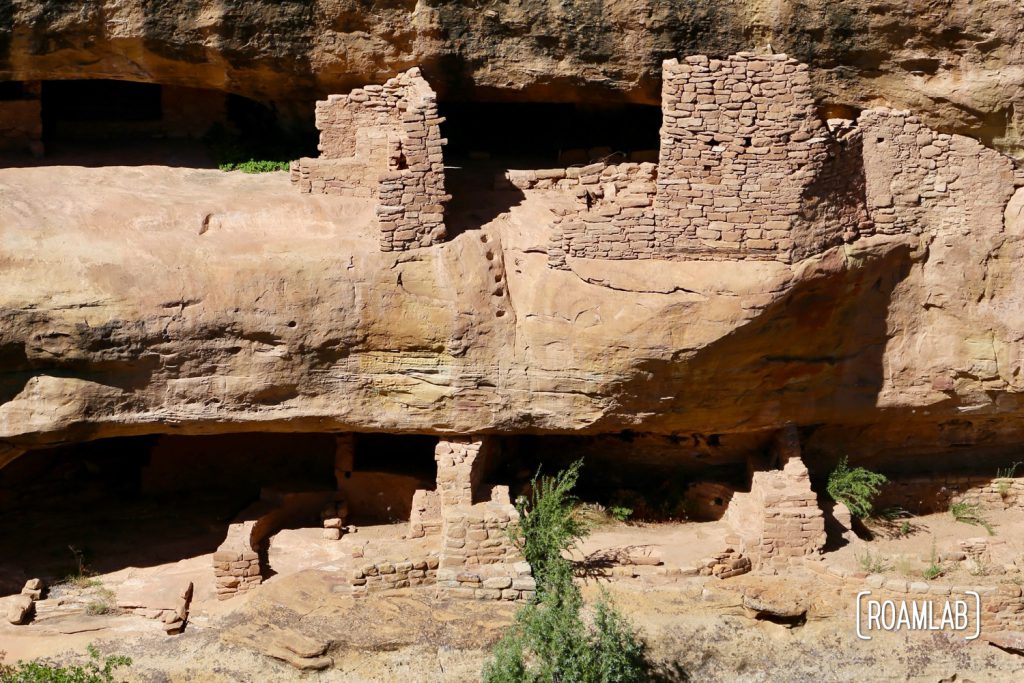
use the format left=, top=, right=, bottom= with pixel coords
left=218, top=159, right=291, bottom=173
left=483, top=461, right=649, bottom=683
left=0, top=645, right=131, bottom=683
left=827, top=457, right=888, bottom=518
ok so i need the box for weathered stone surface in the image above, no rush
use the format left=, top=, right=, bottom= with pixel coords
left=6, top=593, right=34, bottom=624
left=0, top=114, right=1022, bottom=470
left=0, top=2, right=1022, bottom=158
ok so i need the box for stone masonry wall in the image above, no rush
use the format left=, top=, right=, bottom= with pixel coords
left=213, top=522, right=263, bottom=600
left=804, top=556, right=1024, bottom=635
left=351, top=555, right=439, bottom=595
left=408, top=488, right=442, bottom=538
left=291, top=68, right=449, bottom=251
left=875, top=474, right=1024, bottom=515
left=655, top=53, right=862, bottom=261
left=544, top=162, right=658, bottom=269
left=352, top=437, right=534, bottom=602
left=544, top=53, right=868, bottom=268
left=860, top=108, right=1017, bottom=238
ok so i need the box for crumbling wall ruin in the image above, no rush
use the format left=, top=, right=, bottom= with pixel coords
left=291, top=67, right=449, bottom=251
left=724, top=429, right=826, bottom=568
left=860, top=108, right=1017, bottom=238
left=874, top=473, right=1024, bottom=515
left=348, top=436, right=534, bottom=601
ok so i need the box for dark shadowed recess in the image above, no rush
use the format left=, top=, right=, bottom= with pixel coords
left=439, top=100, right=660, bottom=237
left=0, top=433, right=335, bottom=595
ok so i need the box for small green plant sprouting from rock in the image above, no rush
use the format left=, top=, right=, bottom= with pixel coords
left=85, top=588, right=117, bottom=616
left=923, top=538, right=944, bottom=580
left=62, top=575, right=102, bottom=590
left=827, top=457, right=888, bottom=518
left=609, top=506, right=633, bottom=523
left=484, top=461, right=653, bottom=683
left=856, top=549, right=891, bottom=574
left=967, top=555, right=992, bottom=577
left=0, top=644, right=131, bottom=683
left=899, top=520, right=912, bottom=537
left=950, top=501, right=995, bottom=536
left=995, top=461, right=1020, bottom=498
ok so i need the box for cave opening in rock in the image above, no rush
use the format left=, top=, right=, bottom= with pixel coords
left=512, top=432, right=755, bottom=522
left=440, top=100, right=662, bottom=168
left=0, top=78, right=318, bottom=167
left=0, top=432, right=340, bottom=595
left=342, top=433, right=439, bottom=525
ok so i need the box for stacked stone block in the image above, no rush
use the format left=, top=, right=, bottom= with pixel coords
left=655, top=53, right=862, bottom=261
left=725, top=436, right=826, bottom=568
left=545, top=162, right=658, bottom=268
left=439, top=501, right=522, bottom=569
left=434, top=437, right=493, bottom=508
left=213, top=539, right=262, bottom=600
left=321, top=499, right=349, bottom=540
left=291, top=68, right=449, bottom=251
left=436, top=562, right=536, bottom=601
left=696, top=546, right=752, bottom=579
left=408, top=488, right=442, bottom=538
left=432, top=436, right=534, bottom=600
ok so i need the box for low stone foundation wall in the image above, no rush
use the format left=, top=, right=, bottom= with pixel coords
left=804, top=557, right=1024, bottom=634
left=351, top=555, right=439, bottom=595
left=290, top=158, right=377, bottom=198
left=437, top=562, right=536, bottom=601
left=214, top=490, right=336, bottom=600
left=875, top=474, right=1024, bottom=514
left=696, top=545, right=753, bottom=579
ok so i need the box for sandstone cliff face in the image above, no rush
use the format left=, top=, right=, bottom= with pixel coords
left=0, top=0, right=1022, bottom=158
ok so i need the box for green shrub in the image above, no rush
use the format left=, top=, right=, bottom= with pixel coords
left=609, top=506, right=633, bottom=523
left=218, top=159, right=291, bottom=173
left=923, top=538, right=944, bottom=580
left=510, top=460, right=589, bottom=589
left=0, top=645, right=131, bottom=683
left=950, top=501, right=994, bottom=535
left=827, top=457, right=888, bottom=518
left=485, top=462, right=651, bottom=683
left=202, top=122, right=305, bottom=174
left=996, top=461, right=1020, bottom=497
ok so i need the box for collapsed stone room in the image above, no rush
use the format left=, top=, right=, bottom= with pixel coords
left=4, top=6, right=1024, bottom=677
